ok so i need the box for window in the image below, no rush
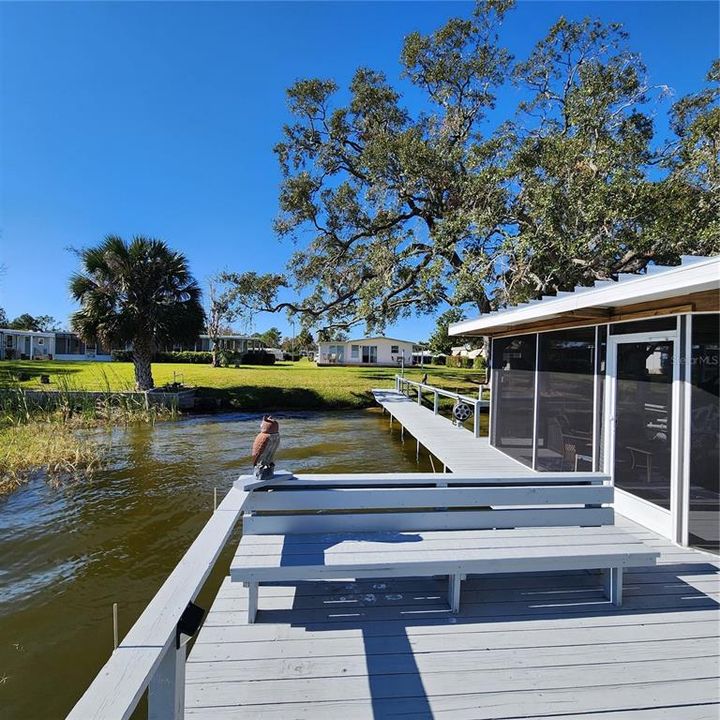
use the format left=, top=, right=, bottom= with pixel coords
left=55, top=333, right=85, bottom=355
left=361, top=345, right=377, bottom=363
left=5, top=335, right=12, bottom=348
left=328, top=344, right=345, bottom=362
left=491, top=335, right=537, bottom=467
left=390, top=345, right=399, bottom=354
left=610, top=317, right=677, bottom=335
left=535, top=328, right=596, bottom=471
left=351, top=345, right=359, bottom=359
left=688, top=313, right=719, bottom=553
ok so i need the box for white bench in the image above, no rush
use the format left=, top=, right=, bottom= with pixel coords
left=231, top=474, right=660, bottom=623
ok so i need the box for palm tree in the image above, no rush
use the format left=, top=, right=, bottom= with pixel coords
left=70, top=235, right=205, bottom=390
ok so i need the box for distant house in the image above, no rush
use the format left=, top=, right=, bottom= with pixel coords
left=0, top=328, right=113, bottom=361
left=0, top=329, right=267, bottom=361
left=176, top=335, right=266, bottom=354
left=316, top=337, right=418, bottom=366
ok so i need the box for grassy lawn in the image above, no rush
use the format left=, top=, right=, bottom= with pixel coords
left=0, top=358, right=484, bottom=410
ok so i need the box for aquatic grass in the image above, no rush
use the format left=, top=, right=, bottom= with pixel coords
left=0, top=422, right=102, bottom=495
left=0, top=371, right=179, bottom=494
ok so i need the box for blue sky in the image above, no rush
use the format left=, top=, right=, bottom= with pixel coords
left=1, top=1, right=717, bottom=342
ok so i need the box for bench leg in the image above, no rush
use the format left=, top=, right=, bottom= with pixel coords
left=247, top=582, right=258, bottom=624
left=448, top=574, right=462, bottom=614
left=603, top=568, right=623, bottom=607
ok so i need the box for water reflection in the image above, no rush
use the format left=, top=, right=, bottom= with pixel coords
left=0, top=409, right=431, bottom=720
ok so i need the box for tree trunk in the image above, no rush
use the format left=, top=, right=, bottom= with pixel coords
left=211, top=341, right=219, bottom=368
left=133, top=342, right=155, bottom=391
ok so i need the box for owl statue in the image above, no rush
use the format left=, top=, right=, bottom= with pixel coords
left=252, top=415, right=281, bottom=479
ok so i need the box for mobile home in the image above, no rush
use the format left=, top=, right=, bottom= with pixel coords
left=316, top=337, right=418, bottom=366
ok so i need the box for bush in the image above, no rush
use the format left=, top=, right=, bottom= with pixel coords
left=240, top=351, right=276, bottom=365
left=432, top=355, right=447, bottom=365
left=158, top=351, right=212, bottom=364
left=473, top=356, right=486, bottom=371
left=447, top=356, right=474, bottom=369
left=111, top=349, right=213, bottom=364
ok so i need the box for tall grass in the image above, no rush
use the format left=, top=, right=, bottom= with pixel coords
left=0, top=369, right=180, bottom=494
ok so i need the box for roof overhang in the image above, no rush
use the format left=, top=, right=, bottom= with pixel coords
left=450, top=256, right=720, bottom=337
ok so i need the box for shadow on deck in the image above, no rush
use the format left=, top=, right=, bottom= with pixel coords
left=186, top=522, right=720, bottom=719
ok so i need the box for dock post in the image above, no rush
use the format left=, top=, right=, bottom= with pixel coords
left=416, top=439, right=420, bottom=462
left=148, top=642, right=186, bottom=720
left=473, top=401, right=481, bottom=438
left=433, top=392, right=439, bottom=415
left=417, top=387, right=422, bottom=405
left=112, top=603, right=118, bottom=650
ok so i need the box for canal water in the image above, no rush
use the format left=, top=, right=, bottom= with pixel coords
left=0, top=409, right=433, bottom=719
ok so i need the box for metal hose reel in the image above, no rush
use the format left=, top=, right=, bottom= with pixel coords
left=452, top=401, right=472, bottom=423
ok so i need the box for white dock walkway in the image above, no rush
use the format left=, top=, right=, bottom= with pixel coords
left=372, top=388, right=535, bottom=475
left=185, top=515, right=720, bottom=719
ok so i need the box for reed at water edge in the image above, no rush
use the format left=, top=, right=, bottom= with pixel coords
left=0, top=369, right=180, bottom=494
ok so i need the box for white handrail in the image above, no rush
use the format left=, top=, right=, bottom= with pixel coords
left=394, top=375, right=487, bottom=438
left=67, top=484, right=249, bottom=720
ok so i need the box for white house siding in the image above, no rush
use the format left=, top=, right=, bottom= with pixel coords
left=317, top=338, right=416, bottom=366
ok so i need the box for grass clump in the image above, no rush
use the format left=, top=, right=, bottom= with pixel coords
left=0, top=369, right=179, bottom=495
left=0, top=422, right=101, bottom=494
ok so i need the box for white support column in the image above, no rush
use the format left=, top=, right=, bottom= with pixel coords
left=433, top=392, right=439, bottom=415
left=602, top=567, right=623, bottom=607
left=448, top=574, right=462, bottom=614
left=473, top=401, right=481, bottom=438
left=148, top=642, right=186, bottom=720
left=417, top=386, right=421, bottom=405
left=247, top=582, right=258, bottom=624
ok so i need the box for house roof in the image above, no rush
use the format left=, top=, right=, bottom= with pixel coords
left=0, top=327, right=55, bottom=337
left=323, top=336, right=418, bottom=345
left=449, top=255, right=720, bottom=337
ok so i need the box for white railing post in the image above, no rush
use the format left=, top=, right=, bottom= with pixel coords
left=149, top=642, right=186, bottom=720
left=473, top=400, right=481, bottom=438
left=417, top=386, right=422, bottom=405
left=433, top=391, right=439, bottom=415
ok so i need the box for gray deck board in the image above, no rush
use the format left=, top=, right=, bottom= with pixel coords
left=186, top=517, right=719, bottom=719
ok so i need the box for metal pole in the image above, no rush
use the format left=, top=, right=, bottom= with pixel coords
left=474, top=401, right=481, bottom=438
left=417, top=386, right=421, bottom=405
left=213, top=487, right=218, bottom=511
left=434, top=391, right=439, bottom=415
left=416, top=439, right=420, bottom=462
left=112, top=603, right=119, bottom=650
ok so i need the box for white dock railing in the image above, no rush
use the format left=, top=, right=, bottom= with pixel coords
left=67, top=486, right=248, bottom=720
left=395, top=375, right=487, bottom=438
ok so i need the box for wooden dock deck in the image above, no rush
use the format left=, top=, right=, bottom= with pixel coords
left=372, top=388, right=535, bottom=475
left=185, top=514, right=720, bottom=719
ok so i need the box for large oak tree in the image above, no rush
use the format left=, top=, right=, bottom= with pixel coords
left=225, top=0, right=719, bottom=333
